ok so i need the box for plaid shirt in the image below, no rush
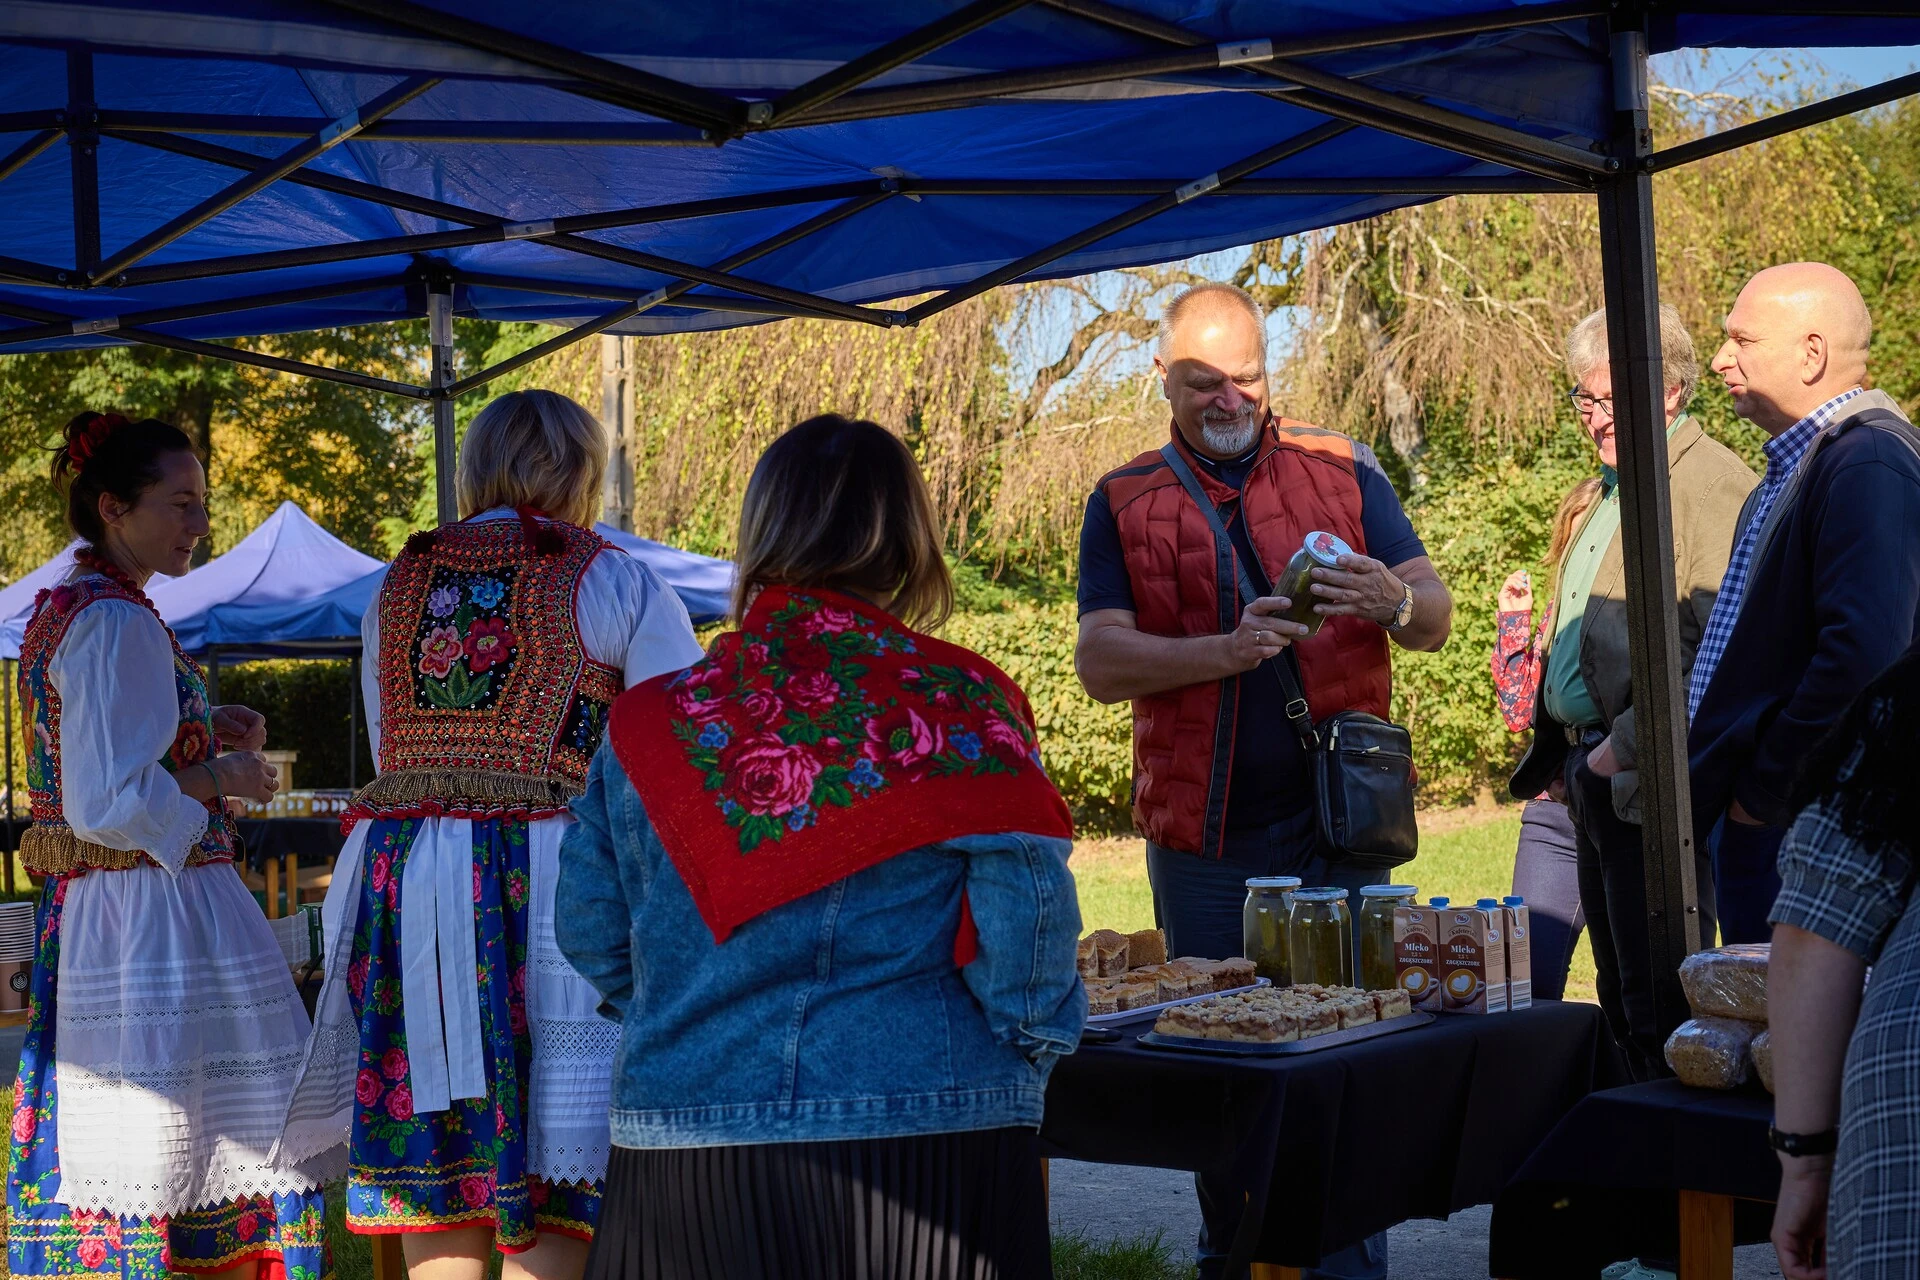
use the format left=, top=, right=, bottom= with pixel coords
left=1686, top=387, right=1864, bottom=719
left=1772, top=719, right=1920, bottom=1276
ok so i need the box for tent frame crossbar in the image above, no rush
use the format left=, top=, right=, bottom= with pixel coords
left=1649, top=68, right=1920, bottom=171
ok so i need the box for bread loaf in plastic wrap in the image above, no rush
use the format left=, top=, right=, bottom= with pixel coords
left=1678, top=943, right=1770, bottom=1022
left=1665, top=1016, right=1761, bottom=1089
left=1751, top=1028, right=1774, bottom=1095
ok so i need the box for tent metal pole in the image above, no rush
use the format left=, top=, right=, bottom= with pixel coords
left=205, top=646, right=220, bottom=707
left=904, top=175, right=1579, bottom=196
left=118, top=328, right=432, bottom=398
left=1649, top=69, right=1920, bottom=172
left=0, top=254, right=67, bottom=287
left=770, top=0, right=1035, bottom=124
left=902, top=121, right=1352, bottom=324
left=4, top=659, right=15, bottom=894
left=89, top=76, right=439, bottom=285
left=347, top=654, right=359, bottom=793
left=429, top=284, right=457, bottom=525
left=0, top=276, right=412, bottom=349
left=98, top=162, right=884, bottom=287
left=447, top=186, right=899, bottom=395
left=310, top=0, right=745, bottom=135
left=1595, top=22, right=1702, bottom=1031
left=0, top=129, right=60, bottom=186
left=67, top=50, right=99, bottom=279
left=452, top=278, right=868, bottom=321
left=97, top=113, right=711, bottom=146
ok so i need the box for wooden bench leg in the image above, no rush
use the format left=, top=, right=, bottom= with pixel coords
left=1040, top=1156, right=1049, bottom=1208
left=1678, top=1189, right=1734, bottom=1280
left=371, top=1234, right=407, bottom=1280
left=1250, top=1265, right=1302, bottom=1280
left=265, top=855, right=281, bottom=920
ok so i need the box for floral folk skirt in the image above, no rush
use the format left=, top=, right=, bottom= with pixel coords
left=343, top=816, right=599, bottom=1249
left=7, top=876, right=330, bottom=1280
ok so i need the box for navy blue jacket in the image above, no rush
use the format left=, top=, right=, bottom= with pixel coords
left=1689, top=394, right=1920, bottom=839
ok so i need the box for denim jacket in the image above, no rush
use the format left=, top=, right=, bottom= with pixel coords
left=555, top=745, right=1086, bottom=1149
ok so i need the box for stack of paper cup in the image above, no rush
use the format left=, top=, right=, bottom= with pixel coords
left=0, top=900, right=36, bottom=1012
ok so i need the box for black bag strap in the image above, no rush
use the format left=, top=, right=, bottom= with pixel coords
left=1159, top=442, right=1319, bottom=752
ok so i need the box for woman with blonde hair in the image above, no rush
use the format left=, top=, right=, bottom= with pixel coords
left=557, top=414, right=1084, bottom=1280
left=1490, top=476, right=1605, bottom=1000
left=280, top=389, right=703, bottom=1279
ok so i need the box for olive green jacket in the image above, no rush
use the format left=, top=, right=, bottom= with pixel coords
left=1510, top=415, right=1758, bottom=821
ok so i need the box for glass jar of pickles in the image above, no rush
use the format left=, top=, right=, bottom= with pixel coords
left=1242, top=877, right=1301, bottom=985
left=1287, top=887, right=1354, bottom=988
left=1272, top=531, right=1353, bottom=636
left=1357, top=884, right=1418, bottom=992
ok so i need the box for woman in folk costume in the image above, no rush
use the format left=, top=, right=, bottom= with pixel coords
left=279, top=390, right=701, bottom=1279
left=8, top=412, right=330, bottom=1280
left=556, top=414, right=1086, bottom=1280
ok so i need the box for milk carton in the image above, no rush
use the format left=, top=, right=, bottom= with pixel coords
left=1502, top=895, right=1533, bottom=1010
left=1394, top=900, right=1445, bottom=1013
left=1437, top=900, right=1507, bottom=1014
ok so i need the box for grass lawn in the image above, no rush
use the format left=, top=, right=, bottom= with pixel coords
left=1071, top=803, right=1597, bottom=1004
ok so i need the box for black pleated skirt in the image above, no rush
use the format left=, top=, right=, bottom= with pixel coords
left=581, top=1127, right=1053, bottom=1280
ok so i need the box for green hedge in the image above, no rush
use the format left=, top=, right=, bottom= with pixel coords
left=218, top=659, right=374, bottom=790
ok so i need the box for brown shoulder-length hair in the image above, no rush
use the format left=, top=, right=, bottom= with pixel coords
left=1544, top=476, right=1605, bottom=592
left=731, top=415, right=953, bottom=630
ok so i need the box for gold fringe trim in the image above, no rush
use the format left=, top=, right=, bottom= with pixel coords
left=20, top=825, right=226, bottom=876
left=350, top=768, right=581, bottom=816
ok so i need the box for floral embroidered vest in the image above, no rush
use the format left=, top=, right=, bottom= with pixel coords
left=350, top=517, right=621, bottom=823
left=17, top=574, right=239, bottom=874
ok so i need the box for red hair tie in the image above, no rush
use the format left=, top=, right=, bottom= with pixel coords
left=67, top=412, right=130, bottom=474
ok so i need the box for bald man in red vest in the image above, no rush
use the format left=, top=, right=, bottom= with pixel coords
left=1075, top=282, right=1452, bottom=1278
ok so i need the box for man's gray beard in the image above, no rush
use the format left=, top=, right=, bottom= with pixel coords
left=1201, top=415, right=1260, bottom=455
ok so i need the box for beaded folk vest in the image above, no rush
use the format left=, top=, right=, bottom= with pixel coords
left=18, top=573, right=240, bottom=875
left=349, top=516, right=621, bottom=824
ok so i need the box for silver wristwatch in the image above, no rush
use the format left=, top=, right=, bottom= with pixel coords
left=1385, top=582, right=1414, bottom=631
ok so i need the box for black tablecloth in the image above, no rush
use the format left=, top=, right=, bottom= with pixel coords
left=1489, top=1079, right=1780, bottom=1279
left=236, top=817, right=347, bottom=875
left=1040, top=999, right=1627, bottom=1271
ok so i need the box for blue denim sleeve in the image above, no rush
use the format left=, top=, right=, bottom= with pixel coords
left=953, top=832, right=1086, bottom=1071
left=556, top=744, right=635, bottom=1020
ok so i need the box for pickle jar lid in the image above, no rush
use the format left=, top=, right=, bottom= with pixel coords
left=1476, top=897, right=1502, bottom=909
left=1503, top=895, right=1526, bottom=906
left=1291, top=886, right=1349, bottom=902
left=1359, top=884, right=1418, bottom=898
left=1301, top=530, right=1353, bottom=568
left=1246, top=876, right=1303, bottom=890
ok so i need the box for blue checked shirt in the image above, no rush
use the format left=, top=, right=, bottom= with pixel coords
left=1686, top=387, right=1865, bottom=719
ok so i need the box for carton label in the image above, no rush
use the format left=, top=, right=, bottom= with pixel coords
left=1439, top=909, right=1508, bottom=1014
left=1394, top=907, right=1443, bottom=1012
left=1505, top=905, right=1532, bottom=1010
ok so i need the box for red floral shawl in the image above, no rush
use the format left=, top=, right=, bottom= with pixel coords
left=608, top=585, right=1074, bottom=952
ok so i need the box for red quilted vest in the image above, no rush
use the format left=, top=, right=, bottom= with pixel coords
left=1099, top=419, right=1393, bottom=856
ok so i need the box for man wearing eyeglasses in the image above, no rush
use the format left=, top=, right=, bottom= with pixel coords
left=1509, top=302, right=1755, bottom=1081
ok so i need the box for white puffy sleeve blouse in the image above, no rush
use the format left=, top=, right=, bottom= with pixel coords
left=48, top=599, right=212, bottom=875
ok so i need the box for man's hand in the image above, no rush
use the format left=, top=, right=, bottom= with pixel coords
left=1547, top=775, right=1567, bottom=804
left=1311, top=553, right=1406, bottom=625
left=1497, top=569, right=1533, bottom=613
left=1223, top=596, right=1309, bottom=673
left=1772, top=1155, right=1832, bottom=1280
left=1729, top=799, right=1766, bottom=827
left=1586, top=735, right=1621, bottom=778
left=211, top=705, right=268, bottom=752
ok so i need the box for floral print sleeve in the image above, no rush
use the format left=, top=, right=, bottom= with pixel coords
left=1491, top=608, right=1548, bottom=733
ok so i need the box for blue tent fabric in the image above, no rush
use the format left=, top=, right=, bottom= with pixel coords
left=1, top=2, right=1914, bottom=353
left=146, top=500, right=383, bottom=654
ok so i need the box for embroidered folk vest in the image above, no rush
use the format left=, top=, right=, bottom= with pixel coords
left=350, top=517, right=621, bottom=823
left=1097, top=419, right=1393, bottom=857
left=17, top=574, right=240, bottom=875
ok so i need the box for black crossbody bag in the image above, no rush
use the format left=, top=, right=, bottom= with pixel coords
left=1161, top=443, right=1418, bottom=871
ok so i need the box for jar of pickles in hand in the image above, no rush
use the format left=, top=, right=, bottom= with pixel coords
left=1242, top=877, right=1302, bottom=985
left=1357, top=884, right=1418, bottom=992
left=1288, top=887, right=1354, bottom=988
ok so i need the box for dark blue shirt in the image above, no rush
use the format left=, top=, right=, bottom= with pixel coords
left=1077, top=440, right=1425, bottom=830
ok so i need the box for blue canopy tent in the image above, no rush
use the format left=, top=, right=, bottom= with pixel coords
left=0, top=0, right=1915, bottom=1018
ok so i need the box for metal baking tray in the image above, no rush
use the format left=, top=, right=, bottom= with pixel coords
left=1086, top=979, right=1271, bottom=1027
left=1137, top=1010, right=1435, bottom=1057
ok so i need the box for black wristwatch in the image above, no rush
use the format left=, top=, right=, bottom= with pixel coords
left=1769, top=1124, right=1839, bottom=1157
